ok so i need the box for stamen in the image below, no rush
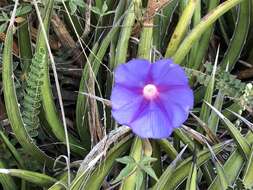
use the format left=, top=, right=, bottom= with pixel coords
left=143, top=84, right=158, bottom=100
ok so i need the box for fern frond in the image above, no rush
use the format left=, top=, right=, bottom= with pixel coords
left=22, top=48, right=46, bottom=138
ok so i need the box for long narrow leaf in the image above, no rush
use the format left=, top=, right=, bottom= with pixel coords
left=153, top=141, right=230, bottom=190
left=208, top=132, right=253, bottom=189
left=242, top=147, right=253, bottom=189
left=70, top=135, right=132, bottom=190
left=0, top=169, right=57, bottom=187
left=0, top=159, right=17, bottom=190
left=220, top=0, right=251, bottom=71
left=173, top=0, right=246, bottom=64
left=2, top=25, right=56, bottom=167
left=206, top=102, right=251, bottom=158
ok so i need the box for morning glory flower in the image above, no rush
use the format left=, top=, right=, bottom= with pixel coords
left=110, top=59, right=193, bottom=139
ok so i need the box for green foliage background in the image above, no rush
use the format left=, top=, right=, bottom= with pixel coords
left=0, top=0, right=253, bottom=189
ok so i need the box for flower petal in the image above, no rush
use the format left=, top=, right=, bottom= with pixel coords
left=111, top=85, right=145, bottom=124
left=160, top=87, right=194, bottom=109
left=111, top=85, right=140, bottom=109
left=111, top=58, right=194, bottom=139
left=151, top=59, right=189, bottom=87
left=130, top=102, right=173, bottom=138
left=159, top=87, right=194, bottom=127
left=114, top=59, right=151, bottom=87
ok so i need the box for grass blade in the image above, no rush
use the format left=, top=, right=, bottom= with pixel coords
left=242, top=147, right=253, bottom=189
left=165, top=0, right=198, bottom=57
left=114, top=0, right=139, bottom=65
left=208, top=91, right=224, bottom=133
left=157, top=139, right=178, bottom=160
left=17, top=12, right=33, bottom=79
left=199, top=47, right=218, bottom=124
left=152, top=145, right=187, bottom=190
left=206, top=102, right=251, bottom=158
left=0, top=130, right=25, bottom=169
left=0, top=169, right=57, bottom=187
left=208, top=132, right=253, bottom=189
left=220, top=0, right=251, bottom=71
left=70, top=135, right=132, bottom=190
left=0, top=159, right=17, bottom=190
left=173, top=0, right=246, bottom=64
left=154, top=141, right=229, bottom=190
left=185, top=156, right=197, bottom=190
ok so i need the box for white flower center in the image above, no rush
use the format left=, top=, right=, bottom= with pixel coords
left=143, top=84, right=158, bottom=99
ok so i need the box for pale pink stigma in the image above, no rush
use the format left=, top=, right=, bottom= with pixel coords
left=143, top=84, right=158, bottom=100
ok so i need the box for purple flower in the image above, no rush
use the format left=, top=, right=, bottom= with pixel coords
left=110, top=59, right=193, bottom=139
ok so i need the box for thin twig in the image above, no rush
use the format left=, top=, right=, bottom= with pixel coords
left=78, top=91, right=112, bottom=107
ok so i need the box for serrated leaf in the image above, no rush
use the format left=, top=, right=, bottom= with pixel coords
left=15, top=5, right=32, bottom=16
left=69, top=2, right=77, bottom=14
left=74, top=0, right=86, bottom=8
left=140, top=156, right=157, bottom=165
left=111, top=163, right=137, bottom=184
left=116, top=156, right=136, bottom=165
left=91, top=7, right=102, bottom=15
left=139, top=165, right=158, bottom=181
left=102, top=2, right=108, bottom=13
left=2, top=12, right=8, bottom=19
left=0, top=23, right=7, bottom=32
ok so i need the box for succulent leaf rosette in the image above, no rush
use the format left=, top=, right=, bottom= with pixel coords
left=111, top=59, right=194, bottom=139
